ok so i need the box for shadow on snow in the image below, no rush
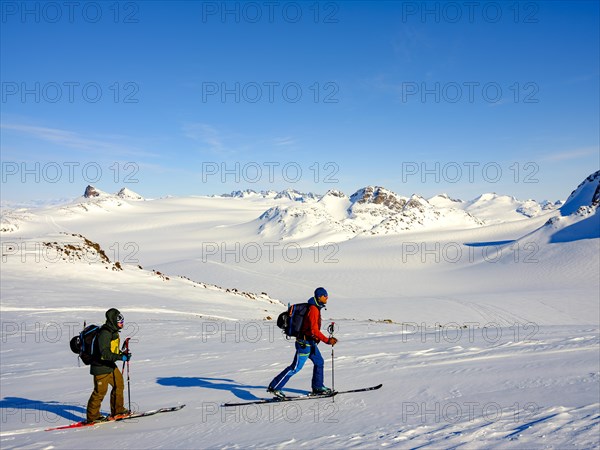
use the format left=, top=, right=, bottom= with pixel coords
left=0, top=396, right=87, bottom=423
left=155, top=376, right=306, bottom=400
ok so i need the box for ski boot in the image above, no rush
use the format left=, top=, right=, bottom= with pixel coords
left=267, top=387, right=286, bottom=399
left=311, top=386, right=334, bottom=396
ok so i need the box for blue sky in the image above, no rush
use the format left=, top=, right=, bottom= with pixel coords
left=1, top=1, right=598, bottom=204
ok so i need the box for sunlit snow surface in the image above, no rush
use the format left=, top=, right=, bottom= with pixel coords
left=1, top=176, right=598, bottom=449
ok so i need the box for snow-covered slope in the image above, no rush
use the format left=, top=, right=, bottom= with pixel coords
left=256, top=189, right=356, bottom=242
left=366, top=194, right=484, bottom=234
left=518, top=170, right=600, bottom=245
left=560, top=170, right=600, bottom=215
left=256, top=186, right=492, bottom=241
left=1, top=184, right=562, bottom=241
left=254, top=185, right=563, bottom=241
left=1, top=173, right=598, bottom=449
left=1, top=185, right=144, bottom=234
left=432, top=192, right=562, bottom=224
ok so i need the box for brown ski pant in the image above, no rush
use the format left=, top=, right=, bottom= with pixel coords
left=86, top=367, right=125, bottom=421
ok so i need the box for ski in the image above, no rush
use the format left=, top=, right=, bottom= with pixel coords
left=222, top=384, right=382, bottom=407
left=334, top=383, right=383, bottom=395
left=45, top=404, right=185, bottom=431
left=223, top=392, right=335, bottom=407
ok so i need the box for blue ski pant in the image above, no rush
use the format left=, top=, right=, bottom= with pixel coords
left=269, top=340, right=325, bottom=391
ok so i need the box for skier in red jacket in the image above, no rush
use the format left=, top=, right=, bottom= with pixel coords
left=267, top=287, right=338, bottom=398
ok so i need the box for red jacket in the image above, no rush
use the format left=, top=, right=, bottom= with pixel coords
left=299, top=305, right=330, bottom=344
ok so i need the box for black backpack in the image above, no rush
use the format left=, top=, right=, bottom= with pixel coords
left=69, top=324, right=101, bottom=365
left=277, top=303, right=311, bottom=338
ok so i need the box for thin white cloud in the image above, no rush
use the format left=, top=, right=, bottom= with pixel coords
left=272, top=137, right=296, bottom=146
left=182, top=123, right=298, bottom=156
left=182, top=123, right=227, bottom=154
left=1, top=123, right=160, bottom=158
left=542, top=147, right=599, bottom=162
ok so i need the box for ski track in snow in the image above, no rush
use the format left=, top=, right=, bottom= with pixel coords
left=1, top=306, right=238, bottom=321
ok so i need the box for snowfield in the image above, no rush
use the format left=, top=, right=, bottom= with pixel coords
left=1, top=173, right=599, bottom=449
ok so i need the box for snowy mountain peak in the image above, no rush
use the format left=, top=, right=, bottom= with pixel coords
left=224, top=189, right=264, bottom=198
left=274, top=189, right=301, bottom=201
left=223, top=189, right=319, bottom=201
left=117, top=187, right=144, bottom=200
left=320, top=189, right=348, bottom=200
left=405, top=194, right=431, bottom=210
left=470, top=192, right=519, bottom=204
left=462, top=192, right=558, bottom=223
left=525, top=171, right=600, bottom=244
left=349, top=186, right=408, bottom=212
left=83, top=185, right=109, bottom=198
left=367, top=193, right=484, bottom=235
left=477, top=192, right=498, bottom=202
left=83, top=185, right=144, bottom=201
left=561, top=170, right=600, bottom=215
left=273, top=189, right=319, bottom=202
left=430, top=193, right=463, bottom=203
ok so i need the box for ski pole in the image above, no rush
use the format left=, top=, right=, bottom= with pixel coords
left=327, top=322, right=335, bottom=396
left=126, top=339, right=131, bottom=413
left=122, top=337, right=131, bottom=412
left=121, top=337, right=127, bottom=371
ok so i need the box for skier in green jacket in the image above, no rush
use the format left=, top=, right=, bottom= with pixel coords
left=86, top=308, right=131, bottom=423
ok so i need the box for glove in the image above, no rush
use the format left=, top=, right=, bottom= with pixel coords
left=121, top=352, right=132, bottom=362
left=329, top=337, right=338, bottom=346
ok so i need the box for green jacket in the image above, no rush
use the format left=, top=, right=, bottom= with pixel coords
left=90, top=308, right=125, bottom=376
